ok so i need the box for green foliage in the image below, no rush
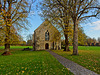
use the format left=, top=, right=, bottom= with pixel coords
left=0, top=49, right=73, bottom=75
left=53, top=46, right=100, bottom=74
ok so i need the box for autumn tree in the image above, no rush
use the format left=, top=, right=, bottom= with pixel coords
left=0, top=26, right=5, bottom=45
left=78, top=26, right=88, bottom=46
left=0, top=0, right=35, bottom=55
left=63, top=25, right=88, bottom=46
left=86, top=37, right=97, bottom=46
left=0, top=26, right=23, bottom=46
left=39, top=0, right=73, bottom=51
left=40, top=0, right=100, bottom=54
left=56, top=0, right=100, bottom=55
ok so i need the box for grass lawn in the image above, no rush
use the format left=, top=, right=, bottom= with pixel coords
left=0, top=46, right=33, bottom=50
left=52, top=46, right=100, bottom=74
left=0, top=48, right=73, bottom=75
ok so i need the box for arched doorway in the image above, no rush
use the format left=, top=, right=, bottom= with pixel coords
left=45, top=43, right=49, bottom=49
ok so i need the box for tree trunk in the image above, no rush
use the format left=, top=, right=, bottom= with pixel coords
left=64, top=34, right=70, bottom=51
left=2, top=28, right=11, bottom=55
left=2, top=24, right=11, bottom=55
left=5, top=40, right=10, bottom=51
left=73, top=21, right=78, bottom=55
left=5, top=1, right=11, bottom=52
left=5, top=26, right=10, bottom=52
left=2, top=1, right=11, bottom=55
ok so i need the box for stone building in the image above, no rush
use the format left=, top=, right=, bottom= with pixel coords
left=33, top=20, right=61, bottom=50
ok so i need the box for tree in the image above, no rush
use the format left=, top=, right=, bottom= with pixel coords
left=27, top=40, right=32, bottom=46
left=92, top=38, right=97, bottom=45
left=98, top=37, right=100, bottom=44
left=26, top=34, right=33, bottom=41
left=26, top=34, right=33, bottom=46
left=78, top=26, right=88, bottom=46
left=86, top=37, right=97, bottom=46
left=56, top=0, right=100, bottom=55
left=40, top=0, right=100, bottom=54
left=0, top=27, right=5, bottom=45
left=39, top=0, right=73, bottom=51
left=0, top=26, right=23, bottom=46
left=0, top=0, right=35, bottom=55
left=63, top=25, right=88, bottom=46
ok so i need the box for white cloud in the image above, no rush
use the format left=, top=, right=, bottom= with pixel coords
left=91, top=20, right=100, bottom=30
left=84, top=20, right=100, bottom=30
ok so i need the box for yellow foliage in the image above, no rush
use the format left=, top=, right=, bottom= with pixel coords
left=0, top=0, right=31, bottom=47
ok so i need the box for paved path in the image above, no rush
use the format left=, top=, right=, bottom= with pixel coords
left=46, top=50, right=99, bottom=75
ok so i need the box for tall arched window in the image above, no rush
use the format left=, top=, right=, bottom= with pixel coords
left=45, top=30, right=49, bottom=41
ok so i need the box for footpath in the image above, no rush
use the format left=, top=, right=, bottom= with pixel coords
left=46, top=50, right=99, bottom=75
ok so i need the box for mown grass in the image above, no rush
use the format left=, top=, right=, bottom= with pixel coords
left=0, top=46, right=33, bottom=50
left=0, top=49, right=73, bottom=75
left=69, top=46, right=100, bottom=50
left=52, top=46, right=100, bottom=74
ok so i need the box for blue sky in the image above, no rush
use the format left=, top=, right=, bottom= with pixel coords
left=22, top=13, right=100, bottom=41
left=21, top=11, right=43, bottom=41
left=21, top=0, right=100, bottom=41
left=81, top=18, right=100, bottom=40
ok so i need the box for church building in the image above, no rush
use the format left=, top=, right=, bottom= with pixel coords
left=33, top=20, right=61, bottom=50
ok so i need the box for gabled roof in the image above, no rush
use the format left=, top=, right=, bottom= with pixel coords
left=34, top=19, right=59, bottom=33
left=34, top=19, right=49, bottom=32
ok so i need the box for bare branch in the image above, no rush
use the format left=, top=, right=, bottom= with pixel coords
left=77, top=0, right=93, bottom=20
left=80, top=12, right=99, bottom=20
left=86, top=7, right=100, bottom=9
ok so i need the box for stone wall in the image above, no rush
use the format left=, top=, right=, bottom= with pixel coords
left=33, top=20, right=61, bottom=50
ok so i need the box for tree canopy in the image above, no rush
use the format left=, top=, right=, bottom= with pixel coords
left=0, top=0, right=35, bottom=55
left=39, top=0, right=100, bottom=55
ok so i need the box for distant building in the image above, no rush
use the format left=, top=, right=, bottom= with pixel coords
left=33, top=20, right=61, bottom=50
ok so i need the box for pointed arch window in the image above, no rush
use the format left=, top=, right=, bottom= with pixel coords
left=45, top=30, right=49, bottom=41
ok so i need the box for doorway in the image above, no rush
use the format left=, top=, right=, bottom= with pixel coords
left=45, top=43, right=49, bottom=49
